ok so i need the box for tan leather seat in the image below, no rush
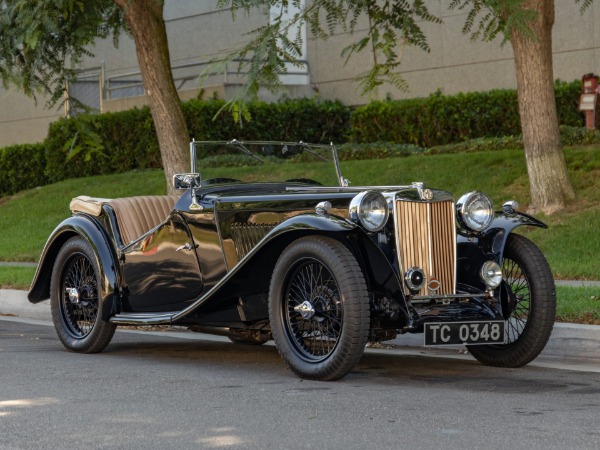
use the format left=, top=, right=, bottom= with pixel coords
left=109, top=196, right=179, bottom=245
left=70, top=195, right=180, bottom=245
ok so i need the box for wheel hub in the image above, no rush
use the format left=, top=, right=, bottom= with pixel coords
left=294, top=301, right=316, bottom=320
left=67, top=287, right=80, bottom=304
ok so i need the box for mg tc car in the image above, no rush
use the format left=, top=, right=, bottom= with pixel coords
left=28, top=140, right=556, bottom=380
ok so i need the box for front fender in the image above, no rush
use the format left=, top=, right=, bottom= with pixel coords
left=480, top=211, right=547, bottom=260
left=268, top=214, right=407, bottom=310
left=252, top=214, right=405, bottom=309
left=28, top=215, right=121, bottom=320
left=174, top=213, right=408, bottom=324
left=456, top=211, right=547, bottom=287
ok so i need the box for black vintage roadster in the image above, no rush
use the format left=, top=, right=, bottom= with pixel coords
left=28, top=140, right=555, bottom=380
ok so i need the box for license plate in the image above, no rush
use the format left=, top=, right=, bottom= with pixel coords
left=424, top=321, right=505, bottom=346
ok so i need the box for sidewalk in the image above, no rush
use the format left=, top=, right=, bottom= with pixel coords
left=3, top=288, right=600, bottom=370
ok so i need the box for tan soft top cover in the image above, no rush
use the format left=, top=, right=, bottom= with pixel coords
left=69, top=195, right=112, bottom=216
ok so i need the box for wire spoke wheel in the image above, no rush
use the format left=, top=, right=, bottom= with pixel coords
left=60, top=253, right=99, bottom=339
left=269, top=237, right=369, bottom=381
left=502, top=256, right=531, bottom=344
left=51, top=236, right=116, bottom=353
left=467, top=234, right=556, bottom=368
left=284, top=259, right=343, bottom=361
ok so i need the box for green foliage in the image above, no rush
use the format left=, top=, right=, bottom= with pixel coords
left=214, top=0, right=441, bottom=110
left=0, top=266, right=36, bottom=290
left=291, top=141, right=425, bottom=162
left=0, top=80, right=588, bottom=194
left=427, top=136, right=524, bottom=155
left=352, top=81, right=584, bottom=146
left=42, top=97, right=349, bottom=182
left=201, top=154, right=283, bottom=168
left=44, top=108, right=160, bottom=183
left=203, top=141, right=425, bottom=167
left=555, top=79, right=586, bottom=126
left=0, top=143, right=47, bottom=196
left=351, top=88, right=521, bottom=146
left=0, top=0, right=123, bottom=107
left=575, top=0, right=594, bottom=13
left=556, top=286, right=600, bottom=324
left=337, top=142, right=424, bottom=160
left=559, top=125, right=600, bottom=146
left=185, top=97, right=350, bottom=156
left=449, top=0, right=538, bottom=45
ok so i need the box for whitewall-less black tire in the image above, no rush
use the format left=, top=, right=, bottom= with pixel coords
left=467, top=234, right=556, bottom=367
left=269, top=236, right=370, bottom=381
left=50, top=236, right=116, bottom=353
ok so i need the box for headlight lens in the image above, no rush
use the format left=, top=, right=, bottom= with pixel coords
left=349, top=191, right=389, bottom=232
left=456, top=191, right=494, bottom=233
left=480, top=261, right=503, bottom=288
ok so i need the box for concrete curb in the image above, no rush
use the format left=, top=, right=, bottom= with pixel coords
left=0, top=289, right=50, bottom=321
left=2, top=289, right=600, bottom=367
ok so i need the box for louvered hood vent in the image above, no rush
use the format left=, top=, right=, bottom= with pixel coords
left=230, top=223, right=278, bottom=259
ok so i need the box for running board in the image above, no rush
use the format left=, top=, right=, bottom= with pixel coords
left=110, top=312, right=178, bottom=325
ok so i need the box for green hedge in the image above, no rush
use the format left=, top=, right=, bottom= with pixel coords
left=0, top=80, right=590, bottom=196
left=43, top=97, right=351, bottom=182
left=0, top=143, right=47, bottom=196
left=45, top=107, right=160, bottom=183
left=184, top=98, right=350, bottom=156
left=351, top=80, right=584, bottom=146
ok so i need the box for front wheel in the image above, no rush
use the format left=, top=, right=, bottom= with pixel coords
left=467, top=234, right=556, bottom=367
left=269, top=236, right=370, bottom=381
left=50, top=236, right=116, bottom=353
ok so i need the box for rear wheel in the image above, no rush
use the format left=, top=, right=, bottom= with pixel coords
left=50, top=236, right=116, bottom=353
left=467, top=234, right=555, bottom=367
left=269, top=237, right=370, bottom=380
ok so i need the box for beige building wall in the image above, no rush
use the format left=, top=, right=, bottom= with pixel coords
left=0, top=89, right=63, bottom=147
left=2, top=1, right=600, bottom=147
left=309, top=0, right=600, bottom=104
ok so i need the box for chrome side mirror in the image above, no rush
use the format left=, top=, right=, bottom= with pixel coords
left=173, top=173, right=201, bottom=190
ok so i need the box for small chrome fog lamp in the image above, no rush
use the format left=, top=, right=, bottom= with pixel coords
left=480, top=261, right=503, bottom=288
left=405, top=267, right=426, bottom=292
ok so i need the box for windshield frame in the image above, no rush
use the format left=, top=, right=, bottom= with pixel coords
left=189, top=139, right=349, bottom=187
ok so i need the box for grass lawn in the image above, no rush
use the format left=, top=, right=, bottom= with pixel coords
left=0, top=266, right=35, bottom=290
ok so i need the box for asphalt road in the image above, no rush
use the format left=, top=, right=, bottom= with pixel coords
left=1, top=318, right=600, bottom=450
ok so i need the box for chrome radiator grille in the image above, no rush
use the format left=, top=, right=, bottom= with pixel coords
left=395, top=200, right=456, bottom=296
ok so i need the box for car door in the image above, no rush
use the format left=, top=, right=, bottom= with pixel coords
left=122, top=212, right=203, bottom=312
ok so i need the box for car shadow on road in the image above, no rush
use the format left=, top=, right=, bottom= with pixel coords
left=100, top=331, right=590, bottom=395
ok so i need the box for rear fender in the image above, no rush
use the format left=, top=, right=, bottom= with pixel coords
left=28, top=215, right=121, bottom=320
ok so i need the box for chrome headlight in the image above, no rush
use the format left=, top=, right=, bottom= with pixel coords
left=456, top=191, right=494, bottom=233
left=480, top=261, right=503, bottom=288
left=349, top=191, right=389, bottom=232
